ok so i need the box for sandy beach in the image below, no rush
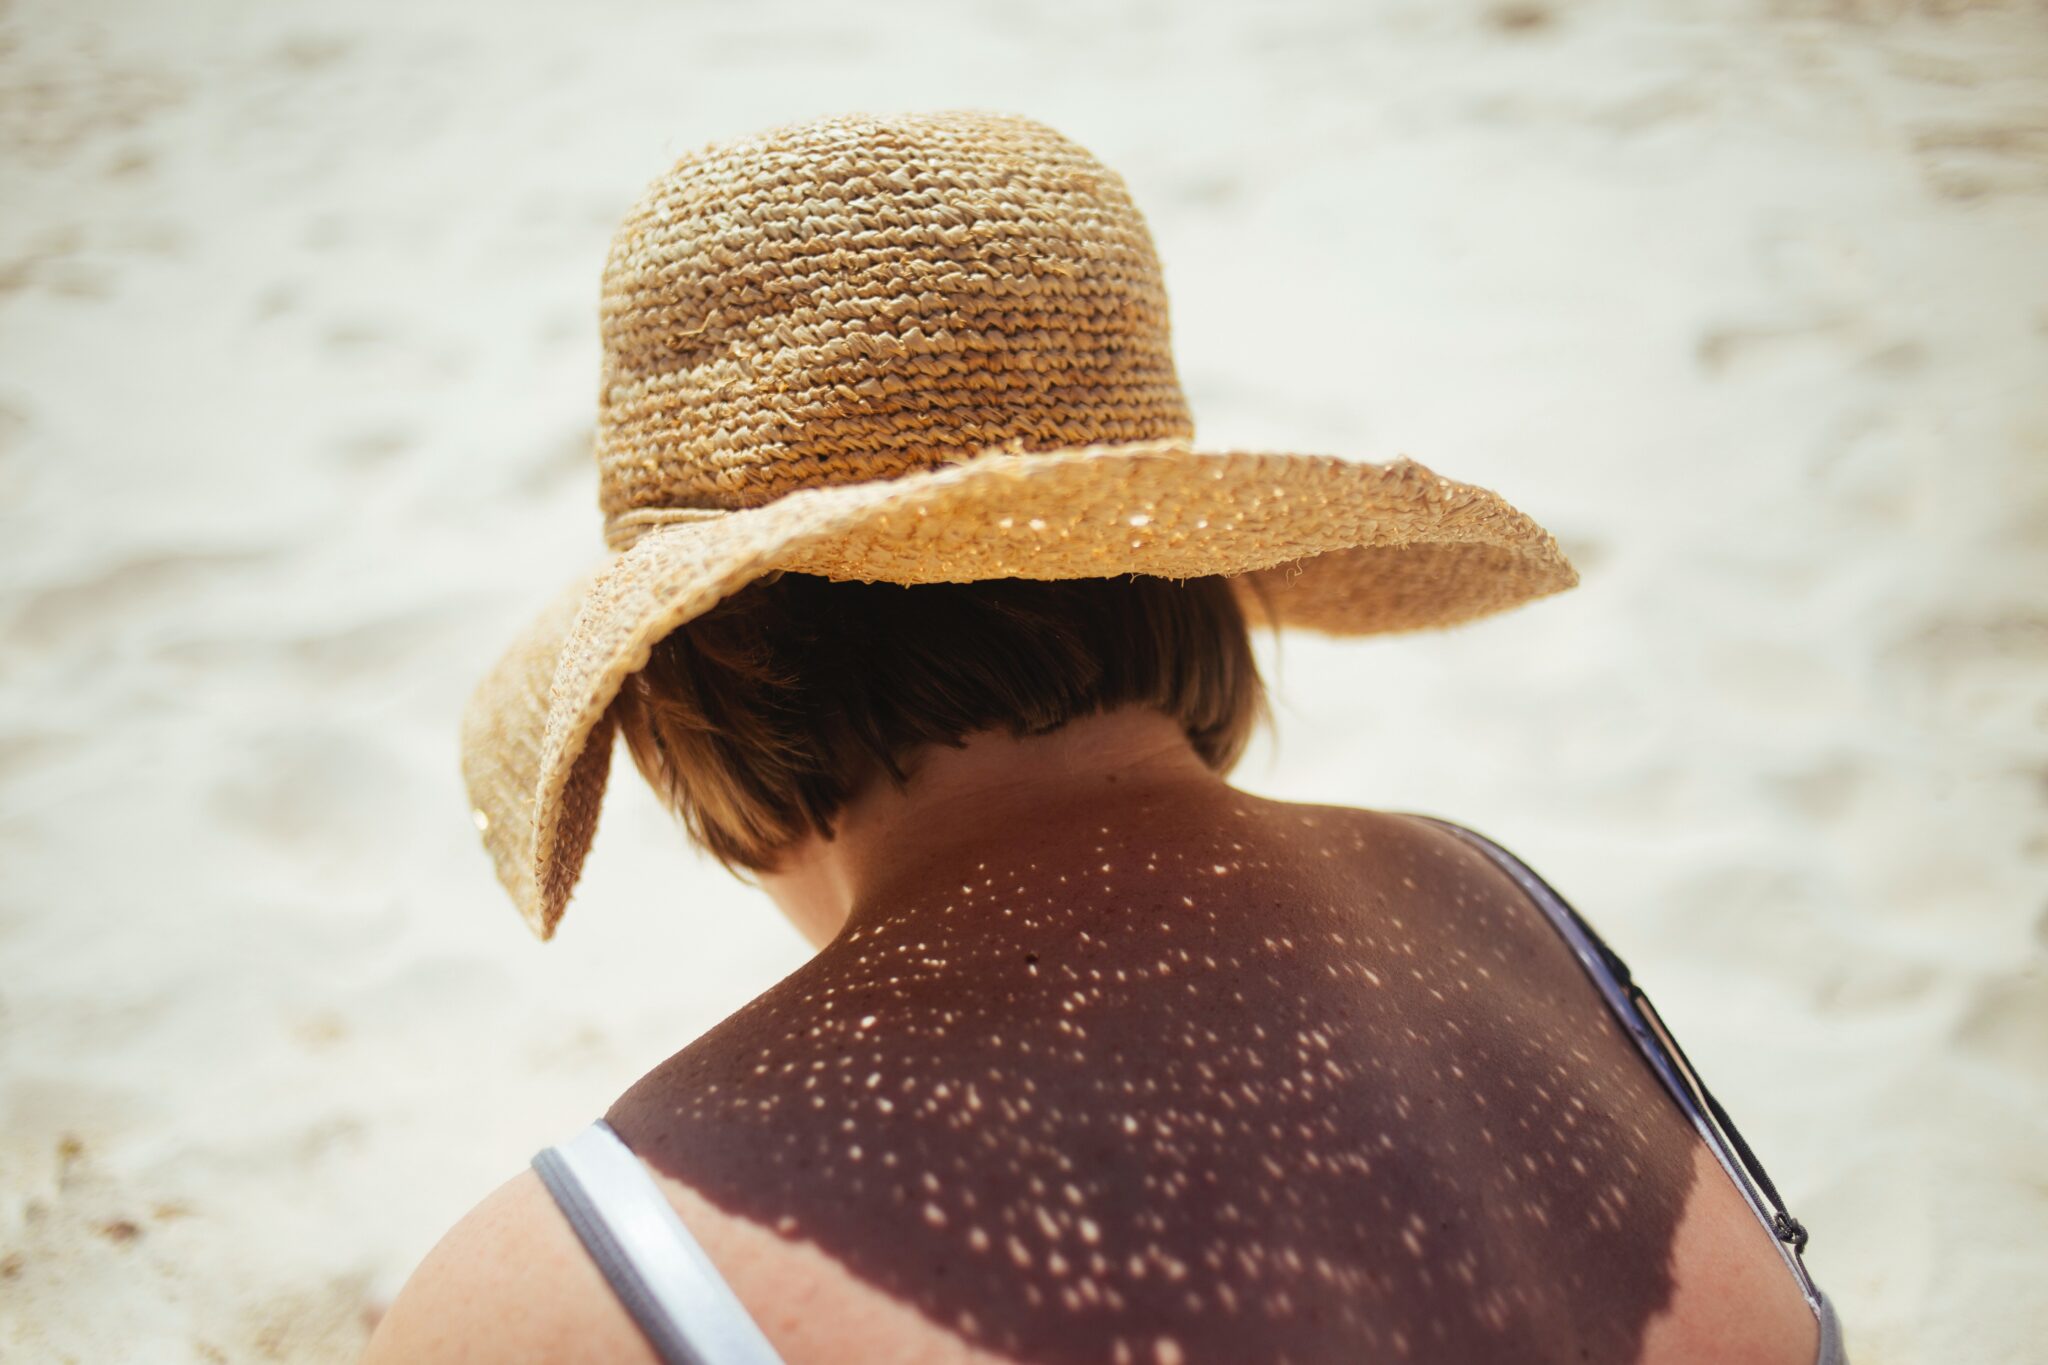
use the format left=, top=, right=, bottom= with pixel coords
left=2, top=0, right=2044, bottom=1360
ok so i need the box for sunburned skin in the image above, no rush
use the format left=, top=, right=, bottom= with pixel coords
left=609, top=796, right=1708, bottom=1365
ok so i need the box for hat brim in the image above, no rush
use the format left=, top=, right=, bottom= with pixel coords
left=460, top=438, right=1578, bottom=938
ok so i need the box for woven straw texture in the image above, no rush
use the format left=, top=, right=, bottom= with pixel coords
left=594, top=110, right=1191, bottom=532
left=460, top=109, right=1578, bottom=939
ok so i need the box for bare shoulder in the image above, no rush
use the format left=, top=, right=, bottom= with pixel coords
left=1359, top=804, right=1823, bottom=1365
left=361, top=1158, right=1020, bottom=1365
left=361, top=1168, right=658, bottom=1365
left=1644, top=1144, right=1822, bottom=1365
left=1283, top=801, right=1825, bottom=1364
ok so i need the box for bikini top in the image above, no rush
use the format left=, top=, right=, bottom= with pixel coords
left=531, top=816, right=1848, bottom=1365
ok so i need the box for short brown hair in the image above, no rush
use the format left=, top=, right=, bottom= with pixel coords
left=612, top=572, right=1271, bottom=877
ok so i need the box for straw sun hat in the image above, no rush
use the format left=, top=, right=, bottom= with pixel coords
left=460, top=108, right=1578, bottom=940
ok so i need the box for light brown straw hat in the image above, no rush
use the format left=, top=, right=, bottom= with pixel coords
left=461, top=108, right=1578, bottom=940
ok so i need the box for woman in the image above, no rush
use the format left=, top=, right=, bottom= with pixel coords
left=365, top=111, right=1844, bottom=1364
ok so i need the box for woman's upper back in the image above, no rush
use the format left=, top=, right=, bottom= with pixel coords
left=597, top=800, right=1820, bottom=1364
left=368, top=798, right=1822, bottom=1364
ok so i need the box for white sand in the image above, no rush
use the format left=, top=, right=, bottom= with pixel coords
left=2, top=1, right=2043, bottom=1360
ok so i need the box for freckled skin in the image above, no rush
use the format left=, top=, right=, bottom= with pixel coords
left=609, top=799, right=1698, bottom=1365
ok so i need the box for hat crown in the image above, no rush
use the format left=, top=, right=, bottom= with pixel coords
left=595, top=110, right=1194, bottom=532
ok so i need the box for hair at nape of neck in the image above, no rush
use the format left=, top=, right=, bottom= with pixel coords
left=610, top=572, right=1274, bottom=877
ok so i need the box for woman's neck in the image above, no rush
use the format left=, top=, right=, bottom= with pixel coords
left=756, top=707, right=1249, bottom=949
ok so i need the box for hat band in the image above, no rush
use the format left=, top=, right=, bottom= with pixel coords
left=603, top=505, right=735, bottom=553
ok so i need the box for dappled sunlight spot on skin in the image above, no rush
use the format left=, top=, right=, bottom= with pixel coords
left=610, top=803, right=1699, bottom=1364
